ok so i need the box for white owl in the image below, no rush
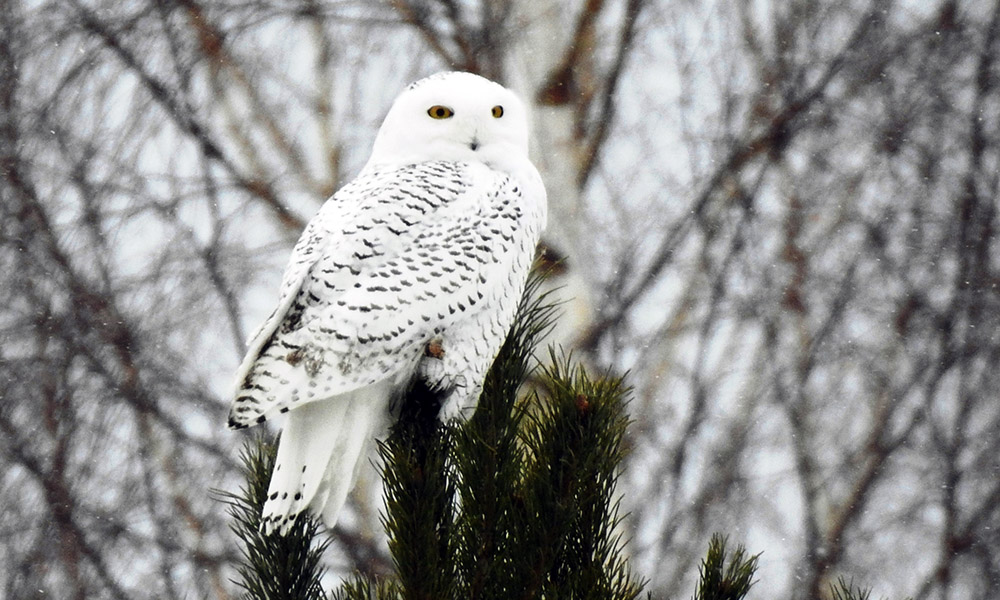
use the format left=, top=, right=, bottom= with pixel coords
left=228, top=71, right=547, bottom=535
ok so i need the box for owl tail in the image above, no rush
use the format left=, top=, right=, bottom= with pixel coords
left=261, top=381, right=392, bottom=535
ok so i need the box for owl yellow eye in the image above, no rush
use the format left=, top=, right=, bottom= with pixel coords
left=427, top=105, right=454, bottom=119
left=491, top=105, right=504, bottom=118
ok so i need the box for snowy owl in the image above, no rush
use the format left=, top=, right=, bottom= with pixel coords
left=228, top=71, right=547, bottom=535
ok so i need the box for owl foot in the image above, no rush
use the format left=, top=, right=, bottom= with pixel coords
left=424, top=338, right=445, bottom=359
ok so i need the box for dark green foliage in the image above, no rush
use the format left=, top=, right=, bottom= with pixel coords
left=220, top=434, right=329, bottom=600
left=828, top=577, right=912, bottom=600
left=225, top=269, right=907, bottom=600
left=448, top=267, right=559, bottom=600
left=379, top=379, right=457, bottom=600
left=514, top=353, right=641, bottom=600
left=335, top=266, right=643, bottom=599
left=693, top=534, right=759, bottom=600
left=329, top=576, right=401, bottom=600
left=829, top=579, right=873, bottom=600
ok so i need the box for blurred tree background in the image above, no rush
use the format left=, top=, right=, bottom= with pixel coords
left=2, top=0, right=998, bottom=599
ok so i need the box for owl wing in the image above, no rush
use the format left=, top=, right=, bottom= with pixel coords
left=232, top=209, right=332, bottom=393
left=228, top=161, right=543, bottom=428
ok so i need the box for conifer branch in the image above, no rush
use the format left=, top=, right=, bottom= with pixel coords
left=693, top=534, right=759, bottom=600
left=451, top=266, right=560, bottom=598
left=830, top=579, right=873, bottom=600
left=328, top=264, right=644, bottom=599
left=379, top=379, right=457, bottom=600
left=220, top=434, right=329, bottom=600
left=828, top=577, right=912, bottom=600
left=224, top=268, right=906, bottom=600
left=515, top=352, right=642, bottom=600
left=330, top=575, right=402, bottom=600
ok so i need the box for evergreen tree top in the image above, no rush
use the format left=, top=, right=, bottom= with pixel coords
left=224, top=268, right=909, bottom=600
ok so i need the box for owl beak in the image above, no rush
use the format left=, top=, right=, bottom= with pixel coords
left=468, top=135, right=480, bottom=151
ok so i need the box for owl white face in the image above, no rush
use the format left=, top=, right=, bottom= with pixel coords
left=368, top=72, right=531, bottom=171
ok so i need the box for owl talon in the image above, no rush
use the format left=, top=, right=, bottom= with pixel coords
left=425, top=338, right=445, bottom=359
left=285, top=348, right=304, bottom=366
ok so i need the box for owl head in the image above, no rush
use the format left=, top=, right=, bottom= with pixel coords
left=367, top=72, right=531, bottom=171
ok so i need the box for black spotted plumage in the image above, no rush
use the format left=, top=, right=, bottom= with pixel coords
left=230, top=160, right=540, bottom=430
